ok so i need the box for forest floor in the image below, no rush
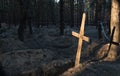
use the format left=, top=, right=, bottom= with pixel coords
left=0, top=24, right=120, bottom=76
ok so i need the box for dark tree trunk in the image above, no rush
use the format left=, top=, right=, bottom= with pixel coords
left=77, top=0, right=82, bottom=27
left=108, top=0, right=112, bottom=35
left=17, top=0, right=33, bottom=41
left=28, top=17, right=33, bottom=34
left=17, top=0, right=26, bottom=41
left=49, top=0, right=55, bottom=25
left=70, top=0, right=74, bottom=28
left=0, top=63, right=6, bottom=76
left=0, top=24, right=1, bottom=28
left=36, top=0, right=40, bottom=28
left=18, top=13, right=26, bottom=41
left=0, top=19, right=1, bottom=28
left=18, top=24, right=24, bottom=41
left=94, top=0, right=102, bottom=39
left=59, top=0, right=65, bottom=35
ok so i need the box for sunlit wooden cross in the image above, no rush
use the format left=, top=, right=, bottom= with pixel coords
left=108, top=26, right=120, bottom=51
left=72, top=13, right=90, bottom=66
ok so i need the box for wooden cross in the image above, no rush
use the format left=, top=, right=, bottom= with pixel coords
left=72, top=13, right=90, bottom=66
left=108, top=26, right=120, bottom=51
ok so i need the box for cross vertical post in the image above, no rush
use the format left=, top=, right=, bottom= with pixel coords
left=72, top=13, right=90, bottom=66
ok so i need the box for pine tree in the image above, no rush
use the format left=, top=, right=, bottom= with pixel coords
left=60, top=0, right=65, bottom=35
left=105, top=0, right=120, bottom=61
left=70, top=0, right=74, bottom=27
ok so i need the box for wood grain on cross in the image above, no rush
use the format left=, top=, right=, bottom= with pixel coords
left=72, top=13, right=90, bottom=66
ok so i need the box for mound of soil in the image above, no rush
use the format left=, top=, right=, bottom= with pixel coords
left=52, top=36, right=73, bottom=48
left=0, top=49, right=55, bottom=76
left=1, top=38, right=28, bottom=52
left=61, top=61, right=120, bottom=76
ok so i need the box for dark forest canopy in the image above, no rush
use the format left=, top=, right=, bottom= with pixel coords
left=0, top=0, right=113, bottom=26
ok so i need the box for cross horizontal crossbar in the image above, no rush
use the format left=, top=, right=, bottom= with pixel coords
left=111, top=41, right=120, bottom=46
left=72, top=31, right=90, bottom=42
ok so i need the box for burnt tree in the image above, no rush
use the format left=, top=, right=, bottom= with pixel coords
left=70, top=0, right=74, bottom=28
left=94, top=0, right=102, bottom=39
left=17, top=0, right=33, bottom=41
left=59, top=0, right=65, bottom=35
left=17, top=0, right=26, bottom=41
left=77, top=0, right=83, bottom=27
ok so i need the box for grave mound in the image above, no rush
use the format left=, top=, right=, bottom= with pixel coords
left=52, top=36, right=73, bottom=48
left=0, top=49, right=55, bottom=76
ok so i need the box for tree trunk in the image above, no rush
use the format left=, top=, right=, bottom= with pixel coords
left=0, top=24, right=1, bottom=28
left=60, top=0, right=65, bottom=35
left=17, top=0, right=26, bottom=41
left=17, top=0, right=33, bottom=41
left=105, top=0, right=120, bottom=61
left=18, top=23, right=24, bottom=41
left=77, top=0, right=82, bottom=27
left=94, top=0, right=102, bottom=39
left=28, top=17, right=32, bottom=34
left=18, top=11, right=27, bottom=41
left=70, top=0, right=74, bottom=28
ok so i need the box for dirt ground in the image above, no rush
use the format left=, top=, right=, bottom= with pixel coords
left=0, top=24, right=120, bottom=76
